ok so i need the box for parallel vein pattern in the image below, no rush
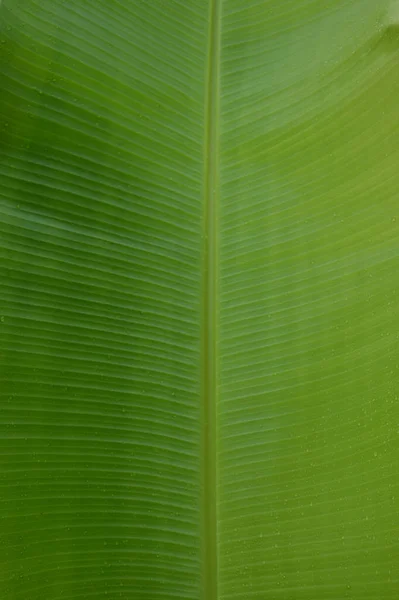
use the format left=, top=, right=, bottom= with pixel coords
left=218, top=1, right=399, bottom=599
left=0, top=1, right=207, bottom=598
left=2, top=1, right=399, bottom=599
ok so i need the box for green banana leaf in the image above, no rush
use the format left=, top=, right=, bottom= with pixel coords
left=1, top=1, right=399, bottom=598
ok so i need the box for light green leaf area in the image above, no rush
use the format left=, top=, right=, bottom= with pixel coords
left=1, top=1, right=399, bottom=599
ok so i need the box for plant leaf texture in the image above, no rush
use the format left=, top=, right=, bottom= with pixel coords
left=1, top=1, right=399, bottom=599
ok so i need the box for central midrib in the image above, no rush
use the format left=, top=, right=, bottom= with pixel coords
left=202, top=0, right=221, bottom=599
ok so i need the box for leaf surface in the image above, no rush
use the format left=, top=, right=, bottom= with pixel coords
left=1, top=1, right=399, bottom=599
